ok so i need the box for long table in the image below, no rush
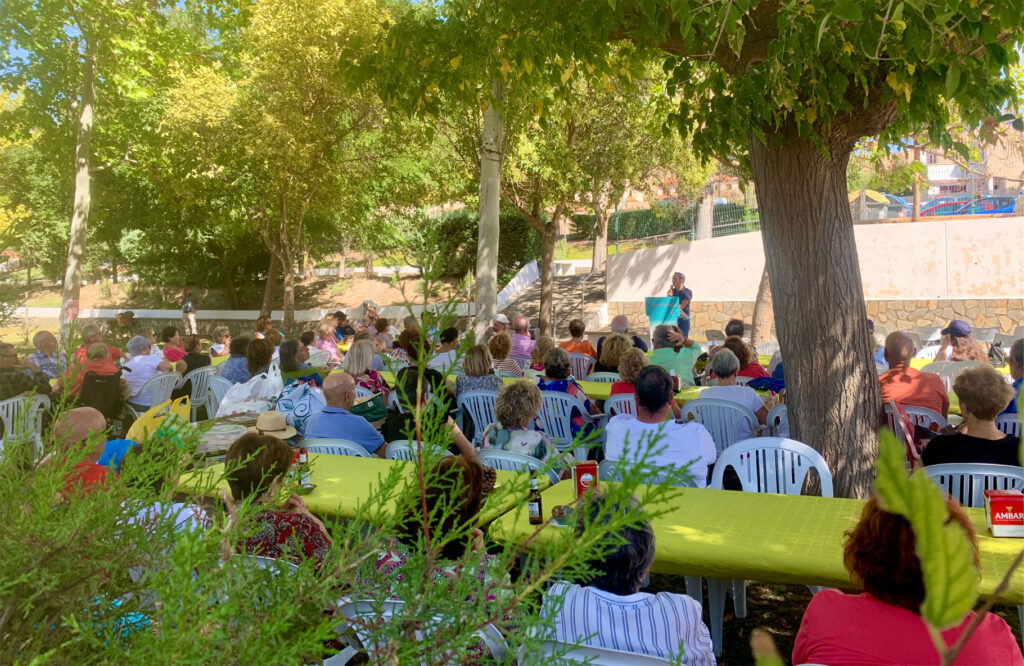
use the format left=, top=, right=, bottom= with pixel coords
left=180, top=453, right=547, bottom=525
left=488, top=483, right=1024, bottom=605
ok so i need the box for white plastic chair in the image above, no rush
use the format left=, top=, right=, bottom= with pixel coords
left=477, top=449, right=560, bottom=485
left=707, top=376, right=752, bottom=386
left=569, top=353, right=595, bottom=379
left=244, top=554, right=299, bottom=574
left=206, top=375, right=233, bottom=417
left=995, top=413, right=1021, bottom=438
left=586, top=372, right=620, bottom=383
left=128, top=372, right=182, bottom=418
left=924, top=360, right=986, bottom=391
left=681, top=398, right=762, bottom=454
left=882, top=403, right=948, bottom=441
left=706, top=437, right=834, bottom=657
left=334, top=599, right=507, bottom=664
left=456, top=389, right=499, bottom=446
left=537, top=390, right=606, bottom=460
left=509, top=356, right=531, bottom=372
left=603, top=393, right=636, bottom=417
left=496, top=369, right=520, bottom=379
left=913, top=325, right=942, bottom=343
left=354, top=386, right=373, bottom=399
left=177, top=366, right=218, bottom=421
left=705, top=329, right=725, bottom=342
left=598, top=458, right=698, bottom=488
left=305, top=439, right=370, bottom=457
left=519, top=640, right=670, bottom=665
left=914, top=345, right=941, bottom=360
left=307, top=348, right=331, bottom=367
left=766, top=403, right=789, bottom=437
left=921, top=463, right=1024, bottom=508
left=755, top=341, right=779, bottom=355
left=387, top=390, right=403, bottom=412
left=384, top=439, right=453, bottom=461
left=972, top=327, right=999, bottom=344
left=993, top=333, right=1019, bottom=348
left=0, top=394, right=50, bottom=458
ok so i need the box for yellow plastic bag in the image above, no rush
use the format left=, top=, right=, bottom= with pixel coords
left=126, top=397, right=190, bottom=442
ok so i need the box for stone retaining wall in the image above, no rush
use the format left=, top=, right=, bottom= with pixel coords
left=606, top=298, right=1023, bottom=337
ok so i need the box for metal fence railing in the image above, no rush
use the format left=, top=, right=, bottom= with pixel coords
left=573, top=204, right=761, bottom=245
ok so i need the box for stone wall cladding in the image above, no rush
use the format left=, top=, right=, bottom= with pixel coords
left=606, top=299, right=1023, bottom=336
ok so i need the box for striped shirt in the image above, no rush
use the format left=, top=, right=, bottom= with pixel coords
left=543, top=582, right=715, bottom=665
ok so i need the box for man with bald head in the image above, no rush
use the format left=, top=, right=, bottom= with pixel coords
left=53, top=406, right=111, bottom=494
left=510, top=315, right=535, bottom=358
left=597, top=315, right=649, bottom=358
left=304, top=372, right=386, bottom=456
left=878, top=332, right=949, bottom=417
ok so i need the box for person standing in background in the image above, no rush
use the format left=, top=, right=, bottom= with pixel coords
left=667, top=272, right=692, bottom=339
left=181, top=287, right=198, bottom=336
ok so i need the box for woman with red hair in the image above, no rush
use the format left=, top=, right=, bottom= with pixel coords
left=792, top=497, right=1022, bottom=665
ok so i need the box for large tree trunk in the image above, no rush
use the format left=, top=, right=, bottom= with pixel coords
left=363, top=252, right=374, bottom=278
left=221, top=260, right=240, bottom=308
left=59, top=41, right=96, bottom=337
left=474, top=79, right=504, bottom=341
left=911, top=145, right=922, bottom=221
left=538, top=215, right=558, bottom=337
left=749, top=133, right=881, bottom=499
left=694, top=181, right=714, bottom=240
left=261, top=250, right=280, bottom=316
left=750, top=266, right=773, bottom=347
left=281, top=252, right=295, bottom=333
left=337, top=237, right=348, bottom=278
left=590, top=190, right=610, bottom=272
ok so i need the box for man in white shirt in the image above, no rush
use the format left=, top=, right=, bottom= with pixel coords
left=543, top=494, right=715, bottom=665
left=605, top=365, right=716, bottom=488
left=123, top=335, right=178, bottom=409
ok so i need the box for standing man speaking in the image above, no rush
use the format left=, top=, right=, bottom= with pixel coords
left=667, top=272, right=692, bottom=338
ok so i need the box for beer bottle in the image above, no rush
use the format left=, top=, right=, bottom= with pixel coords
left=528, top=472, right=543, bottom=525
left=298, top=447, right=310, bottom=486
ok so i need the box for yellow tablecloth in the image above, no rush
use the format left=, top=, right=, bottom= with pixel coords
left=488, top=483, right=1023, bottom=605
left=211, top=355, right=228, bottom=366
left=909, top=357, right=1009, bottom=375
left=181, top=453, right=548, bottom=525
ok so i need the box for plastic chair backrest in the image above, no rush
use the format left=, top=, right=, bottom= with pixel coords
left=766, top=403, right=789, bottom=437
left=306, top=348, right=331, bottom=367
left=0, top=394, right=50, bottom=454
left=586, top=372, right=620, bottom=383
left=972, top=327, right=999, bottom=344
left=912, top=325, right=942, bottom=343
left=926, top=360, right=986, bottom=391
left=509, top=356, right=531, bottom=372
left=354, top=386, right=373, bottom=399
left=521, top=640, right=671, bottom=665
left=995, top=414, right=1021, bottom=438
left=755, top=341, right=780, bottom=355
left=537, top=390, right=589, bottom=451
left=569, top=353, right=595, bottom=380
left=387, top=390, right=403, bottom=413
left=244, top=554, right=299, bottom=574
left=125, top=396, right=190, bottom=442
left=385, top=439, right=453, bottom=461
left=921, top=463, right=1024, bottom=507
left=993, top=333, right=1019, bottom=348
left=604, top=393, right=636, bottom=417
left=477, top=449, right=559, bottom=485
left=181, top=366, right=218, bottom=421
left=708, top=376, right=752, bottom=386
left=456, top=390, right=499, bottom=446
left=598, top=458, right=698, bottom=488
left=705, top=329, right=725, bottom=342
left=305, top=439, right=370, bottom=457
left=207, top=376, right=233, bottom=416
left=914, top=345, right=941, bottom=360
left=339, top=599, right=508, bottom=662
left=681, top=398, right=759, bottom=454
left=711, top=437, right=834, bottom=497
left=134, top=372, right=182, bottom=409
left=496, top=369, right=519, bottom=378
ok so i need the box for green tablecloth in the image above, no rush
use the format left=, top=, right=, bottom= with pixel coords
left=488, top=483, right=1023, bottom=605
left=180, top=453, right=547, bottom=525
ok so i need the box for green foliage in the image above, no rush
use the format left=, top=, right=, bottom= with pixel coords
left=873, top=430, right=979, bottom=637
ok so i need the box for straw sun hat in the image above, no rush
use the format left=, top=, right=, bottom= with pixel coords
left=246, top=411, right=297, bottom=440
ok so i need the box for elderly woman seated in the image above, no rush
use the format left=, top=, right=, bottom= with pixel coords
left=246, top=338, right=276, bottom=377
left=610, top=348, right=648, bottom=398
left=314, top=322, right=343, bottom=365
left=481, top=380, right=556, bottom=464
left=160, top=326, right=186, bottom=364
left=536, top=347, right=601, bottom=440
left=922, top=364, right=1019, bottom=467
left=543, top=493, right=714, bottom=662
left=455, top=345, right=504, bottom=397
left=525, top=335, right=555, bottom=378
left=209, top=327, right=231, bottom=358
left=279, top=338, right=323, bottom=387
left=220, top=335, right=252, bottom=385
left=793, top=497, right=1022, bottom=665
left=700, top=349, right=769, bottom=439
left=345, top=339, right=388, bottom=395
left=487, top=332, right=523, bottom=377
left=594, top=332, right=632, bottom=374
left=225, top=433, right=331, bottom=567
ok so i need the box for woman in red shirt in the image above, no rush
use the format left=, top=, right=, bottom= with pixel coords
left=225, top=433, right=332, bottom=568
left=792, top=497, right=1023, bottom=666
left=710, top=336, right=768, bottom=379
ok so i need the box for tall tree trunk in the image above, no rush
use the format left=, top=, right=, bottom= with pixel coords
left=749, top=133, right=881, bottom=499
left=474, top=78, right=504, bottom=341
left=363, top=252, right=374, bottom=277
left=110, top=241, right=118, bottom=284
left=911, top=145, right=922, bottom=221
left=302, top=250, right=314, bottom=278
left=337, top=237, right=348, bottom=278
left=749, top=266, right=773, bottom=346
left=261, top=250, right=280, bottom=316
left=590, top=190, right=610, bottom=272
left=281, top=251, right=295, bottom=333
left=538, top=215, right=558, bottom=337
left=694, top=181, right=714, bottom=240
left=59, top=41, right=96, bottom=337
left=222, top=263, right=239, bottom=308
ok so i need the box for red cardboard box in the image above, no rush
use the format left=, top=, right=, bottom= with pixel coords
left=572, top=461, right=598, bottom=499
left=984, top=489, right=1024, bottom=538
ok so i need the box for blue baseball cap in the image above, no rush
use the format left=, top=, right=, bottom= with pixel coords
left=941, top=320, right=971, bottom=338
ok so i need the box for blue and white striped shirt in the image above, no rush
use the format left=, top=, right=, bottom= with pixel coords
left=543, top=582, right=715, bottom=665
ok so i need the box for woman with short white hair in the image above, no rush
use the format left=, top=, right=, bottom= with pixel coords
left=699, top=348, right=768, bottom=439
left=345, top=339, right=388, bottom=395
left=123, top=335, right=174, bottom=409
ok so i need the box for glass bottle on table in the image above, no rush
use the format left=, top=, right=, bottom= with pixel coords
left=528, top=472, right=543, bottom=525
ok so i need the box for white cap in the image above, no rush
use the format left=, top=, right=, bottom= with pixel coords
left=493, top=313, right=510, bottom=324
